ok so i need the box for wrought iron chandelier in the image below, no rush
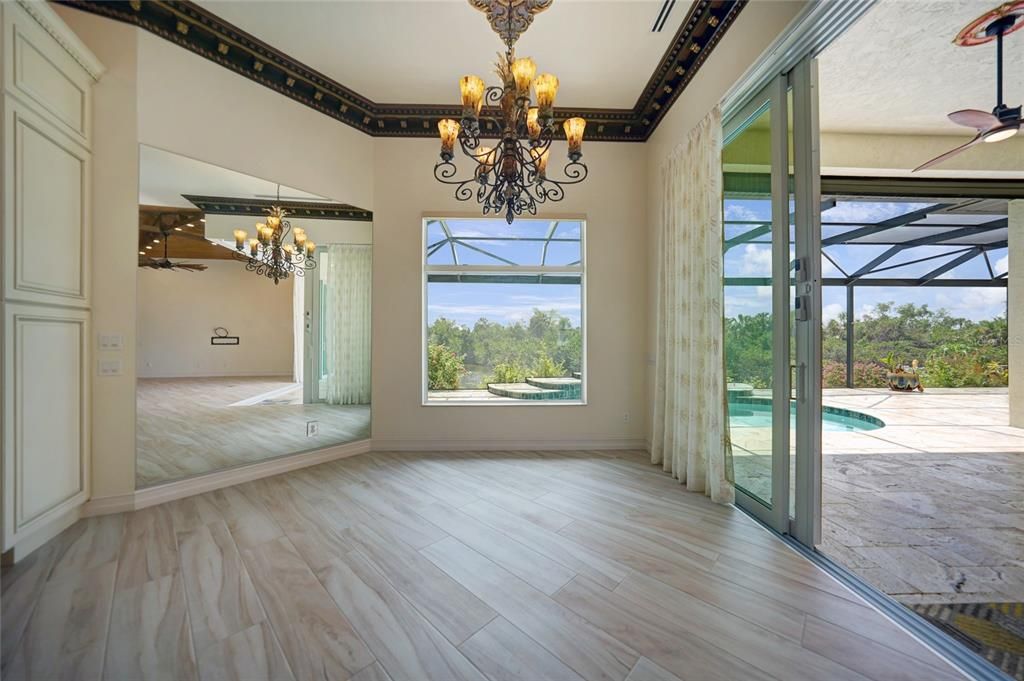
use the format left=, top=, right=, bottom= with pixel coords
left=230, top=191, right=316, bottom=285
left=433, top=0, right=587, bottom=224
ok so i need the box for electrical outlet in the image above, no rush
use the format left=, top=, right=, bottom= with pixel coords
left=306, top=420, right=320, bottom=437
left=623, top=412, right=630, bottom=423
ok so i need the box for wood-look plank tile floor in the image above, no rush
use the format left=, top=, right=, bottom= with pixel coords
left=1, top=450, right=969, bottom=681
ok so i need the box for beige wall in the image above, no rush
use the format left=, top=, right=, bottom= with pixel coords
left=53, top=5, right=141, bottom=499
left=135, top=31, right=374, bottom=210
left=1010, top=201, right=1023, bottom=428
left=822, top=131, right=1024, bottom=177
left=137, top=261, right=294, bottom=378
left=371, top=138, right=648, bottom=448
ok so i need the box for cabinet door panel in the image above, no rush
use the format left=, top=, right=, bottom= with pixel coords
left=3, top=304, right=90, bottom=549
left=3, top=1, right=92, bottom=145
left=3, top=100, right=91, bottom=307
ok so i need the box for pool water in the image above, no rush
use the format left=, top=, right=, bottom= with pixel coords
left=728, top=401, right=883, bottom=432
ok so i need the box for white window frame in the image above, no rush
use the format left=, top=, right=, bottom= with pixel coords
left=421, top=215, right=587, bottom=406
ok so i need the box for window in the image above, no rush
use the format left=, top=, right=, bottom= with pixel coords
left=423, top=217, right=585, bottom=404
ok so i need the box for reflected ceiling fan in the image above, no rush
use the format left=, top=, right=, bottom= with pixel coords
left=138, top=211, right=209, bottom=271
left=914, top=2, right=1023, bottom=171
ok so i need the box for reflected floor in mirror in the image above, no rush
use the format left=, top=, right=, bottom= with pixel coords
left=136, top=376, right=370, bottom=487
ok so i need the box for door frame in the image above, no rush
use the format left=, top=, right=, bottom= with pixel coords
left=723, top=74, right=791, bottom=533
left=788, top=56, right=823, bottom=547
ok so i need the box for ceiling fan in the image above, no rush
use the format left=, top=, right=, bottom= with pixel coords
left=138, top=212, right=209, bottom=271
left=914, top=3, right=1023, bottom=171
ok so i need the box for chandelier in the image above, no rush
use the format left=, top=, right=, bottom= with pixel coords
left=231, top=201, right=316, bottom=285
left=433, top=0, right=587, bottom=224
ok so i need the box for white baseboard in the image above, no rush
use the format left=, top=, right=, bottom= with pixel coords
left=80, top=437, right=647, bottom=518
left=82, top=438, right=371, bottom=516
left=370, top=438, right=648, bottom=452
left=6, top=505, right=81, bottom=562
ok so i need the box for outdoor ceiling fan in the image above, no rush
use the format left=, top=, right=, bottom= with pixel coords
left=138, top=212, right=209, bottom=272
left=914, top=2, right=1023, bottom=171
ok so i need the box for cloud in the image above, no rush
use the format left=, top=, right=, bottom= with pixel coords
left=823, top=303, right=844, bottom=323
left=739, top=244, right=772, bottom=276
left=724, top=203, right=764, bottom=222
left=823, top=201, right=923, bottom=225
left=428, top=298, right=581, bottom=325
left=821, top=255, right=839, bottom=277
left=933, top=288, right=1006, bottom=320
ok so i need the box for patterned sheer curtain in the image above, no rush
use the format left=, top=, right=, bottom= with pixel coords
left=651, top=105, right=734, bottom=504
left=322, top=244, right=372, bottom=405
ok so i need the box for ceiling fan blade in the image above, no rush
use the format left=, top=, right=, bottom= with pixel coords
left=913, top=133, right=984, bottom=172
left=948, top=109, right=1000, bottom=131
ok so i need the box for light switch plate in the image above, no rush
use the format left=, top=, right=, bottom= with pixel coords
left=98, top=359, right=122, bottom=376
left=99, top=334, right=124, bottom=350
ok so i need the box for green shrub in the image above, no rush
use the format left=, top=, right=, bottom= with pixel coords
left=531, top=354, right=565, bottom=378
left=488, top=362, right=528, bottom=384
left=427, top=343, right=466, bottom=390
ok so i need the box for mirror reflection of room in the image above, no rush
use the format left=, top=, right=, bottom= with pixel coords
left=135, top=146, right=372, bottom=488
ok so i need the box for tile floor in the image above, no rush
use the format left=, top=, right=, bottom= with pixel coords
left=818, top=388, right=1023, bottom=606
left=136, top=376, right=371, bottom=488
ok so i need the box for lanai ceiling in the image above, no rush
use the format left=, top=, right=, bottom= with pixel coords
left=818, top=0, right=1023, bottom=136
left=197, top=0, right=677, bottom=109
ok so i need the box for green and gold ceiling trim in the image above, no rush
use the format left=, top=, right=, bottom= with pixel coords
left=183, top=195, right=373, bottom=222
left=57, top=0, right=745, bottom=142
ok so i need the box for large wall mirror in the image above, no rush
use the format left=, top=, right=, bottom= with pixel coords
left=135, top=145, right=372, bottom=488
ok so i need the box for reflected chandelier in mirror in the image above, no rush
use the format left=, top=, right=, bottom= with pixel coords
left=231, top=204, right=317, bottom=285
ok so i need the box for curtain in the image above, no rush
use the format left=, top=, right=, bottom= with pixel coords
left=651, top=105, right=734, bottom=504
left=322, top=244, right=372, bottom=405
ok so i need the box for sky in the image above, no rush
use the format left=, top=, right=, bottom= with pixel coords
left=724, top=199, right=1008, bottom=323
left=425, top=218, right=583, bottom=327
left=422, top=206, right=1008, bottom=331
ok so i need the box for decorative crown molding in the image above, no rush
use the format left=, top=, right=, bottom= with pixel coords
left=182, top=195, right=373, bottom=222
left=18, top=0, right=105, bottom=79
left=56, top=0, right=745, bottom=141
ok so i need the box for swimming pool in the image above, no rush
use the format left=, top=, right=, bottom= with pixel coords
left=728, top=399, right=884, bottom=432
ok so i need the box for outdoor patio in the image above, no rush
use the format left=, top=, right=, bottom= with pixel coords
left=819, top=387, right=1023, bottom=608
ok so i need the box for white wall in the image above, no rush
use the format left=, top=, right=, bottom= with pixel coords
left=137, top=261, right=293, bottom=378
left=371, top=138, right=648, bottom=448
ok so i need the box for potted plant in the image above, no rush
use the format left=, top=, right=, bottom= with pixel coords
left=881, top=352, right=922, bottom=392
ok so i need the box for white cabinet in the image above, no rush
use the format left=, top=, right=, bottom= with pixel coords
left=1, top=1, right=102, bottom=555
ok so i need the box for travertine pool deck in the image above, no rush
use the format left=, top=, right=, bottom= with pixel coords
left=819, top=388, right=1024, bottom=606
left=730, top=388, right=1023, bottom=604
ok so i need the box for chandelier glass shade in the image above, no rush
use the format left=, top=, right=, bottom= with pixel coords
left=434, top=13, right=587, bottom=224
left=231, top=205, right=316, bottom=285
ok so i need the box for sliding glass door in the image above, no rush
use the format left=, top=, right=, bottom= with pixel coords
left=723, top=76, right=791, bottom=532
left=723, top=59, right=821, bottom=541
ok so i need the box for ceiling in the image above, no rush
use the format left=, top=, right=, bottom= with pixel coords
left=63, top=0, right=741, bottom=141
left=196, top=0, right=676, bottom=109
left=139, top=145, right=330, bottom=208
left=138, top=206, right=234, bottom=261
left=818, top=0, right=1023, bottom=136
